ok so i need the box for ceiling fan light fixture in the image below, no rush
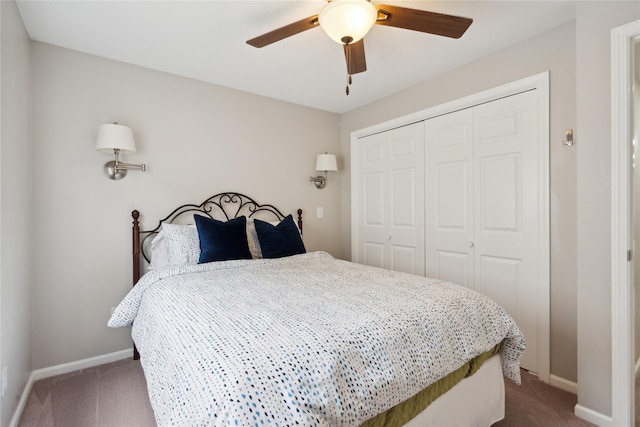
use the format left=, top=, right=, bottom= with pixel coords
left=319, top=0, right=377, bottom=45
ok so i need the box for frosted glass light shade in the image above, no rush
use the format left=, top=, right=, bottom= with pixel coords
left=96, top=123, right=136, bottom=153
left=319, top=0, right=377, bottom=44
left=315, top=154, right=338, bottom=172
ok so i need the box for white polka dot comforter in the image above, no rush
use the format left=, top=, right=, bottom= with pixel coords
left=108, top=251, right=525, bottom=427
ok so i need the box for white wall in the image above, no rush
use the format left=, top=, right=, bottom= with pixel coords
left=0, top=1, right=31, bottom=425
left=340, top=21, right=578, bottom=383
left=29, top=42, right=342, bottom=370
left=575, top=2, right=640, bottom=418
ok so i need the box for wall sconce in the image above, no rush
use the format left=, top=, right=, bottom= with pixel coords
left=309, top=153, right=338, bottom=189
left=95, top=122, right=146, bottom=180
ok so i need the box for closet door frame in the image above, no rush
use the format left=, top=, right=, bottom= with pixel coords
left=350, top=71, right=550, bottom=383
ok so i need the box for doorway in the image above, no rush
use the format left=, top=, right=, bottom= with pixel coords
left=610, top=19, right=640, bottom=427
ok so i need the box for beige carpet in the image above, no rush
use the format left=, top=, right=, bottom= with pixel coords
left=19, top=358, right=155, bottom=427
left=494, top=369, right=594, bottom=427
left=18, top=358, right=596, bottom=427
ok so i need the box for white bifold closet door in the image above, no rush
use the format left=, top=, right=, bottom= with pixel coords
left=355, top=122, right=425, bottom=276
left=425, top=90, right=540, bottom=373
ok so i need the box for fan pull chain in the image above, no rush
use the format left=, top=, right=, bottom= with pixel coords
left=342, top=36, right=354, bottom=96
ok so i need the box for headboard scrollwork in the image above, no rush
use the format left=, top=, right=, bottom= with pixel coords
left=132, top=191, right=303, bottom=268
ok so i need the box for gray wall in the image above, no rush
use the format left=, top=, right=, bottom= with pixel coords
left=0, top=1, right=32, bottom=425
left=29, top=42, right=342, bottom=370
left=340, top=21, right=578, bottom=383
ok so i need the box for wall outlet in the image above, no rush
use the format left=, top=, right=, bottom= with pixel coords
left=2, top=366, right=8, bottom=397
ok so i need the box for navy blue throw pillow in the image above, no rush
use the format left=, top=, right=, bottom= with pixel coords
left=254, top=214, right=306, bottom=259
left=194, top=215, right=252, bottom=263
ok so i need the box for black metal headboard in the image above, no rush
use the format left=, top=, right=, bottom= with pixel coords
left=131, top=192, right=303, bottom=283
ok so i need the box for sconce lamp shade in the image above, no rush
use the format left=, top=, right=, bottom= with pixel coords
left=315, top=154, right=338, bottom=172
left=319, top=0, right=378, bottom=44
left=95, top=123, right=136, bottom=153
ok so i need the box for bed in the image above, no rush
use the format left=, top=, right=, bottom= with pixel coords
left=108, top=192, right=525, bottom=426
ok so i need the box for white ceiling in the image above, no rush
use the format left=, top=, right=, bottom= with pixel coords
left=16, top=0, right=576, bottom=114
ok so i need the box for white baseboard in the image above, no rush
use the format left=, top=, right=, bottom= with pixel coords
left=549, top=374, right=577, bottom=394
left=574, top=404, right=613, bottom=427
left=9, top=348, right=133, bottom=427
left=30, top=348, right=133, bottom=382
left=9, top=374, right=35, bottom=427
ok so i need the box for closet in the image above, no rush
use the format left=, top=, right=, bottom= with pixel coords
left=351, top=78, right=548, bottom=377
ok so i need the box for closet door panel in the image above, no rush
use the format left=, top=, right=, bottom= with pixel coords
left=358, top=138, right=387, bottom=268
left=425, top=109, right=474, bottom=287
left=473, top=90, right=539, bottom=372
left=391, top=167, right=417, bottom=228
left=355, top=122, right=425, bottom=275
left=387, top=124, right=425, bottom=275
left=436, top=161, right=467, bottom=229
left=480, top=153, right=520, bottom=231
left=363, top=172, right=385, bottom=227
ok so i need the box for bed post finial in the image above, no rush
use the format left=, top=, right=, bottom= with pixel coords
left=297, top=209, right=303, bottom=236
left=132, top=210, right=141, bottom=286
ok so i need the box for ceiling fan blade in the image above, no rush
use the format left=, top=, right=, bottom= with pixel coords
left=343, top=39, right=367, bottom=75
left=375, top=5, right=472, bottom=39
left=247, top=15, right=319, bottom=48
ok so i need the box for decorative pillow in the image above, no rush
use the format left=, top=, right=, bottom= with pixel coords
left=254, top=214, right=306, bottom=259
left=148, top=229, right=169, bottom=269
left=194, top=215, right=252, bottom=263
left=162, top=223, right=201, bottom=266
left=246, top=218, right=263, bottom=259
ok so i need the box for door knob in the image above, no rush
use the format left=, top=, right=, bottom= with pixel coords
left=386, top=234, right=392, bottom=240
left=467, top=241, right=474, bottom=248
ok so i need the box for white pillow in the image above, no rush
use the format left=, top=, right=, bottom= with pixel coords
left=148, top=229, right=169, bottom=269
left=246, top=218, right=262, bottom=259
left=162, top=223, right=200, bottom=266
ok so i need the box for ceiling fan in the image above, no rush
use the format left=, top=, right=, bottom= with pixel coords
left=247, top=0, right=473, bottom=95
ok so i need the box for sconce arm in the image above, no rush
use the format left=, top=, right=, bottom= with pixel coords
left=115, top=161, right=146, bottom=171
left=112, top=148, right=146, bottom=171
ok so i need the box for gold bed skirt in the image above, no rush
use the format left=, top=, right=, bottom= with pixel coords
left=362, top=344, right=501, bottom=427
